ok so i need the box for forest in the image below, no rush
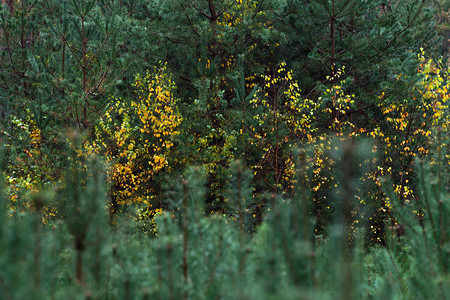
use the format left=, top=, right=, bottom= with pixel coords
left=0, top=0, right=449, bottom=299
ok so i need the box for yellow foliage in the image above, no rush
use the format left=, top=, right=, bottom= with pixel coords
left=90, top=64, right=182, bottom=207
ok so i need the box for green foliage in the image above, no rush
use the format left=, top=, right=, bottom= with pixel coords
left=374, top=135, right=450, bottom=299
left=0, top=147, right=447, bottom=299
left=0, top=1, right=449, bottom=298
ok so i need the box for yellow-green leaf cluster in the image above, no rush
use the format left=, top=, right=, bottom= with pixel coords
left=91, top=64, right=182, bottom=208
